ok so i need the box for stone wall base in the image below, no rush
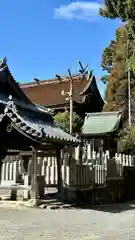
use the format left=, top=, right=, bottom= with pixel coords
left=10, top=188, right=30, bottom=201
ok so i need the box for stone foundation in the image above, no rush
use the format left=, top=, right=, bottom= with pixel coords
left=10, top=187, right=30, bottom=201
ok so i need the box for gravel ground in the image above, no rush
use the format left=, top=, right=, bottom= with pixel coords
left=0, top=202, right=135, bottom=239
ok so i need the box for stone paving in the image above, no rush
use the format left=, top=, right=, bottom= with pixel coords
left=0, top=202, right=135, bottom=239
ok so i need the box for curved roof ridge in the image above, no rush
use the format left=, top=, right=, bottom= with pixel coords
left=80, top=76, right=104, bottom=107
left=0, top=57, right=33, bottom=105
left=1, top=97, right=80, bottom=145
left=79, top=75, right=94, bottom=96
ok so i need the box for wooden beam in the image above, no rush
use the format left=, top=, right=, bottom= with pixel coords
left=56, top=150, right=62, bottom=193
left=37, top=151, right=56, bottom=157
left=6, top=150, right=57, bottom=157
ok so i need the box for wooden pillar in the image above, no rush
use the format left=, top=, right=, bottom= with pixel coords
left=13, top=161, right=17, bottom=183
left=30, top=147, right=39, bottom=205
left=100, top=139, right=104, bottom=165
left=56, top=149, right=62, bottom=193
left=6, top=162, right=9, bottom=180
left=0, top=161, right=3, bottom=184
left=75, top=144, right=81, bottom=164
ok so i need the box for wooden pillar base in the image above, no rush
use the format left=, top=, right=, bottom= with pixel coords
left=29, top=199, right=39, bottom=207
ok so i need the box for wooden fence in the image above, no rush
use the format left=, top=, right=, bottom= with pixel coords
left=1, top=150, right=134, bottom=190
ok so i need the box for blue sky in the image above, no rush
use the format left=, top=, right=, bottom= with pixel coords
left=0, top=0, right=121, bottom=97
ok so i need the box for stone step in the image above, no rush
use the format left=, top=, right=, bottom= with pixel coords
left=38, top=199, right=61, bottom=204
left=39, top=202, right=77, bottom=210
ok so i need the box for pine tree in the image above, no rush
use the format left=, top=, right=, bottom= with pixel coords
left=101, top=25, right=135, bottom=125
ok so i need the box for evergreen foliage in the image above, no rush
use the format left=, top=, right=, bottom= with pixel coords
left=54, top=111, right=83, bottom=135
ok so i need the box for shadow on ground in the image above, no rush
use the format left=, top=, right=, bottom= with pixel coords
left=45, top=191, right=135, bottom=213
left=74, top=202, right=135, bottom=213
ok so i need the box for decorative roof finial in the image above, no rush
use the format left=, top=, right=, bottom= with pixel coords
left=86, top=69, right=93, bottom=81
left=8, top=95, right=12, bottom=101
left=0, top=57, right=7, bottom=68
left=33, top=78, right=40, bottom=85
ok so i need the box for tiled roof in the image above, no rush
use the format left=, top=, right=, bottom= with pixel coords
left=20, top=75, right=100, bottom=106
left=0, top=96, right=80, bottom=145
left=82, top=112, right=122, bottom=136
